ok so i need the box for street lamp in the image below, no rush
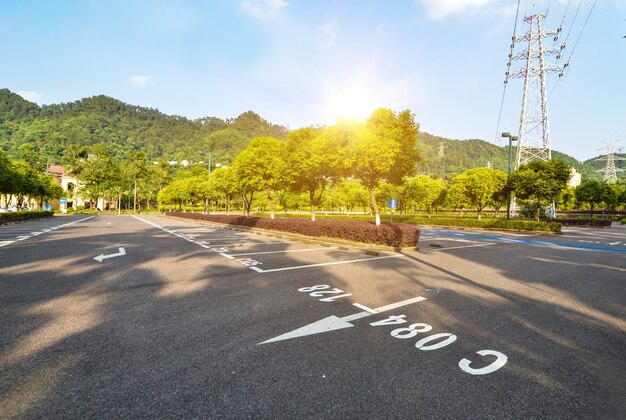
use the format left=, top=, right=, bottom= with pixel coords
left=501, top=132, right=518, bottom=219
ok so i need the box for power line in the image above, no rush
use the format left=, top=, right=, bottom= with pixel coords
left=493, top=0, right=522, bottom=146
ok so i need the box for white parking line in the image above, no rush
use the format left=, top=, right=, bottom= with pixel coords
left=248, top=254, right=405, bottom=273
left=229, top=247, right=336, bottom=257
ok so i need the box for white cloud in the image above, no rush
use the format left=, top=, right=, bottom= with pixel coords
left=241, top=0, right=288, bottom=20
left=420, top=0, right=504, bottom=20
left=129, top=75, right=151, bottom=88
left=317, top=22, right=336, bottom=49
left=17, top=91, right=43, bottom=103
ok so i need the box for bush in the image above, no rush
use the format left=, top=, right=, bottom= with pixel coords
left=166, top=212, right=420, bottom=248
left=0, top=210, right=54, bottom=222
left=402, top=216, right=562, bottom=233
left=557, top=219, right=612, bottom=227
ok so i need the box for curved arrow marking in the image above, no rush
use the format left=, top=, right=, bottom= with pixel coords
left=94, top=247, right=126, bottom=262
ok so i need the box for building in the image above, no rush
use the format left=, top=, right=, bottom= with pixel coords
left=568, top=168, right=582, bottom=188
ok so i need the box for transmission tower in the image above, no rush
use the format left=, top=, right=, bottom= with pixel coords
left=596, top=144, right=624, bottom=184
left=438, top=142, right=445, bottom=157
left=505, top=14, right=567, bottom=169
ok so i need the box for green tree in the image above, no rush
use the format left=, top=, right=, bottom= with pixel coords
left=211, top=166, right=238, bottom=214
left=284, top=127, right=340, bottom=221
left=510, top=159, right=571, bottom=221
left=123, top=151, right=148, bottom=213
left=405, top=175, right=447, bottom=217
left=575, top=180, right=614, bottom=217
left=349, top=108, right=419, bottom=225
left=450, top=168, right=507, bottom=219
left=232, top=137, right=286, bottom=217
left=80, top=144, right=117, bottom=210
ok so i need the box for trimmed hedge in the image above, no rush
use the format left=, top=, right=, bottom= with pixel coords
left=401, top=216, right=562, bottom=233
left=0, top=210, right=54, bottom=222
left=250, top=212, right=562, bottom=232
left=166, top=212, right=420, bottom=247
left=557, top=219, right=612, bottom=227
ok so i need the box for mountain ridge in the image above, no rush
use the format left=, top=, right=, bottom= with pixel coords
left=1, top=88, right=620, bottom=181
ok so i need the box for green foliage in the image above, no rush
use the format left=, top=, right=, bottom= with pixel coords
left=0, top=210, right=54, bottom=222
left=284, top=126, right=339, bottom=220
left=450, top=168, right=507, bottom=219
left=403, top=216, right=562, bottom=232
left=232, top=136, right=286, bottom=216
left=575, top=180, right=615, bottom=216
left=0, top=90, right=288, bottom=165
left=348, top=108, right=420, bottom=225
left=510, top=159, right=571, bottom=220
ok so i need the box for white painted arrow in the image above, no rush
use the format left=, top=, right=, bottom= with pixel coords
left=94, top=247, right=126, bottom=262
left=259, top=296, right=426, bottom=344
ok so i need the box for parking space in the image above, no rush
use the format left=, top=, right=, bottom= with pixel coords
left=0, top=215, right=94, bottom=248
left=134, top=215, right=404, bottom=273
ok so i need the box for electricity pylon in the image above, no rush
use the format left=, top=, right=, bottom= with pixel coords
left=505, top=13, right=566, bottom=169
left=596, top=144, right=624, bottom=184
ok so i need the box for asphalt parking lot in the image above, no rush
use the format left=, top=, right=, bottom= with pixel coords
left=1, top=214, right=624, bottom=418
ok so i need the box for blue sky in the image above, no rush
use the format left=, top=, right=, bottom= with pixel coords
left=1, top=0, right=624, bottom=161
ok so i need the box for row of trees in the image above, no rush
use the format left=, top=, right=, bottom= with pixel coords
left=158, top=108, right=420, bottom=225
left=158, top=147, right=626, bottom=222
left=0, top=148, right=64, bottom=209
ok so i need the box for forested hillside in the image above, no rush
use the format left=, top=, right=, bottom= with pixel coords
left=0, top=88, right=609, bottom=180
left=0, top=89, right=288, bottom=166
left=416, top=132, right=604, bottom=181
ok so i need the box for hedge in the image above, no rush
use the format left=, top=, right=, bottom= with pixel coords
left=251, top=212, right=562, bottom=233
left=0, top=210, right=54, bottom=222
left=557, top=219, right=612, bottom=227
left=401, top=216, right=562, bottom=233
left=166, top=212, right=420, bottom=248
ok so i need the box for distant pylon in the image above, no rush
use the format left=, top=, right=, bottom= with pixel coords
left=505, top=14, right=567, bottom=169
left=438, top=142, right=445, bottom=157
left=596, top=144, right=624, bottom=184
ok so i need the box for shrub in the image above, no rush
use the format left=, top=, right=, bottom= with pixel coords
left=0, top=210, right=54, bottom=222
left=166, top=212, right=420, bottom=247
left=401, top=216, right=562, bottom=233
left=557, top=219, right=612, bottom=227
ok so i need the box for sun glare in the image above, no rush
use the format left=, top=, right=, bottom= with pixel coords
left=323, top=83, right=379, bottom=122
left=316, top=69, right=411, bottom=124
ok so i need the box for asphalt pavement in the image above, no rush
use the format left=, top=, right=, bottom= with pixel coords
left=0, top=214, right=624, bottom=419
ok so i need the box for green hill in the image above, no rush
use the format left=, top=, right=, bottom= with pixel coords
left=0, top=88, right=610, bottom=181
left=0, top=89, right=288, bottom=166
left=416, top=132, right=603, bottom=181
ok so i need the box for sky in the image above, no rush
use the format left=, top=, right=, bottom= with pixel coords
left=1, top=0, right=624, bottom=161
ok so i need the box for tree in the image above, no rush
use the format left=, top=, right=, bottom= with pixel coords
left=80, top=144, right=117, bottom=210
left=124, top=151, right=148, bottom=213
left=509, top=159, right=571, bottom=221
left=405, top=175, right=447, bottom=217
left=211, top=166, right=238, bottom=214
left=349, top=108, right=419, bottom=225
left=450, top=168, right=507, bottom=219
left=232, top=137, right=286, bottom=217
left=575, top=180, right=613, bottom=217
left=284, top=127, right=340, bottom=221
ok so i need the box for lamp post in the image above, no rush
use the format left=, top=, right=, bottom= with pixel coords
left=501, top=132, right=518, bottom=219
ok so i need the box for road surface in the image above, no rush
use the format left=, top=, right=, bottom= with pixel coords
left=1, top=214, right=624, bottom=418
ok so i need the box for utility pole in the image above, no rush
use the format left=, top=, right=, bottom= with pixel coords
left=596, top=144, right=624, bottom=184
left=505, top=13, right=566, bottom=170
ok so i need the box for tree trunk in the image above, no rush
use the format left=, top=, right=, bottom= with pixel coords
left=133, top=180, right=137, bottom=214
left=369, top=187, right=381, bottom=226
left=267, top=189, right=275, bottom=219
left=309, top=189, right=316, bottom=221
